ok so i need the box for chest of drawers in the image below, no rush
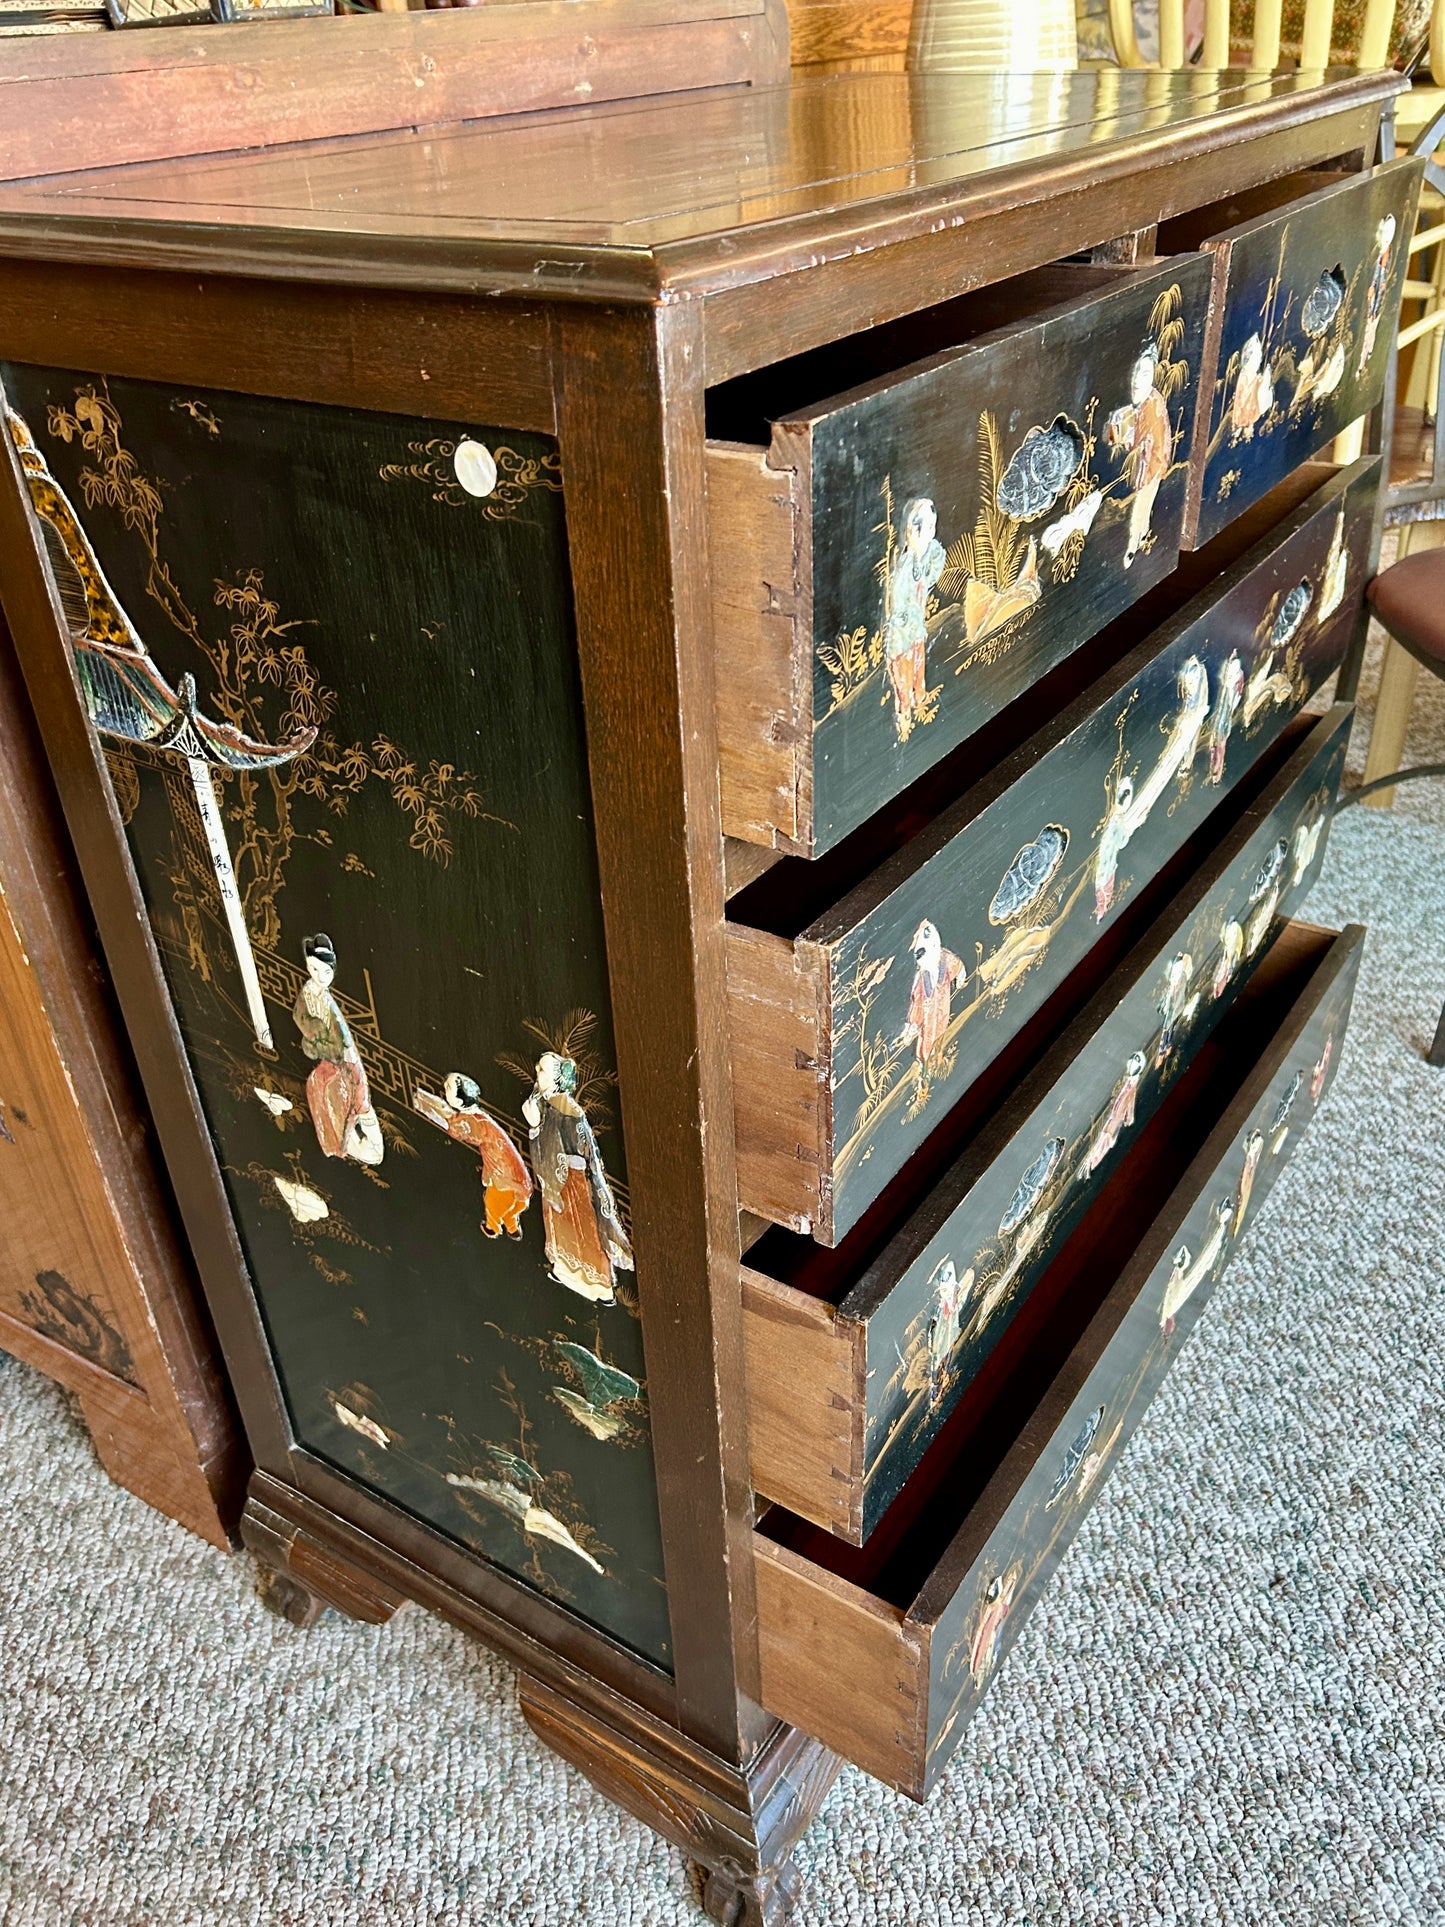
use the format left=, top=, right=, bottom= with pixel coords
left=0, top=57, right=1412, bottom=1925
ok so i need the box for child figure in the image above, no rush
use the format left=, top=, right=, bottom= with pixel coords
left=1107, top=342, right=1174, bottom=569
left=883, top=496, right=946, bottom=741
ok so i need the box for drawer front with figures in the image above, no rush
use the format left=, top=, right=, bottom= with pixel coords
left=753, top=919, right=1364, bottom=1798
left=1165, top=157, right=1422, bottom=549
left=707, top=255, right=1215, bottom=856
left=728, top=458, right=1375, bottom=1247
left=741, top=704, right=1350, bottom=1542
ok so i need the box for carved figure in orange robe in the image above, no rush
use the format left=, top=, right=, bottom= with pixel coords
left=414, top=1073, right=532, bottom=1239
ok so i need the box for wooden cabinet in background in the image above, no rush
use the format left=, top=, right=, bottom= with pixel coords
left=0, top=614, right=242, bottom=1548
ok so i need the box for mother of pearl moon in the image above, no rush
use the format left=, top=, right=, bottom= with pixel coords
left=453, top=438, right=499, bottom=499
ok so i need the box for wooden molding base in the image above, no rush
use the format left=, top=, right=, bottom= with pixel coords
left=242, top=1493, right=408, bottom=1628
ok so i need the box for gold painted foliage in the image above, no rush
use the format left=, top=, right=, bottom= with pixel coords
left=45, top=385, right=505, bottom=946
left=497, top=1006, right=618, bottom=1135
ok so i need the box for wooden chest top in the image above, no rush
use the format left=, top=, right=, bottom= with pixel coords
left=0, top=69, right=1403, bottom=306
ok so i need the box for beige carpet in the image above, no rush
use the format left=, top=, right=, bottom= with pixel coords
left=2, top=628, right=1444, bottom=1927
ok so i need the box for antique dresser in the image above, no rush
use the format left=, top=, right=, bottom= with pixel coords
left=0, top=35, right=1415, bottom=1921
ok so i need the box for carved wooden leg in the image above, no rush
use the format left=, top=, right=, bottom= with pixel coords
left=241, top=1489, right=407, bottom=1628
left=518, top=1675, right=840, bottom=1927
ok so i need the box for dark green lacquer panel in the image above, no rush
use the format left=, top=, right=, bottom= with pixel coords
left=1, top=365, right=673, bottom=1669
left=813, top=457, right=1374, bottom=1243
left=1184, top=159, right=1421, bottom=549
left=807, top=257, right=1214, bottom=851
left=853, top=705, right=1349, bottom=1540
left=922, top=924, right=1363, bottom=1785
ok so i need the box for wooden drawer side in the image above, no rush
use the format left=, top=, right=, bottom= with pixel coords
left=727, top=923, right=831, bottom=1235
left=754, top=1536, right=925, bottom=1789
left=707, top=441, right=811, bottom=852
left=741, top=1265, right=863, bottom=1535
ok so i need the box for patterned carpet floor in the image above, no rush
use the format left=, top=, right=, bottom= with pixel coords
left=2, top=632, right=1443, bottom=1927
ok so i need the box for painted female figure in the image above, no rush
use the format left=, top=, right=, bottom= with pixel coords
left=1107, top=342, right=1174, bottom=569
left=883, top=497, right=946, bottom=742
left=924, top=1256, right=970, bottom=1408
left=524, top=1052, right=633, bottom=1302
left=292, top=934, right=384, bottom=1166
left=414, top=1072, right=532, bottom=1239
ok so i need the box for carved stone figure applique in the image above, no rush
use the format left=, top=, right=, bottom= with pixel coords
left=1079, top=1050, right=1147, bottom=1178
left=1311, top=1034, right=1333, bottom=1103
left=899, top=919, right=967, bottom=1101
left=1106, top=342, right=1174, bottom=569
left=883, top=496, right=946, bottom=742
left=1212, top=919, right=1245, bottom=1000
left=1207, top=651, right=1245, bottom=783
left=968, top=1566, right=1020, bottom=1685
left=1156, top=951, right=1199, bottom=1064
left=414, top=1072, right=532, bottom=1240
left=924, top=1257, right=970, bottom=1409
left=1269, top=1070, right=1303, bottom=1153
left=1159, top=1198, right=1233, bottom=1331
left=524, top=1051, right=633, bottom=1302
left=1292, top=811, right=1325, bottom=885
left=1229, top=332, right=1276, bottom=442
left=1234, top=1129, right=1264, bottom=1235
left=1094, top=655, right=1210, bottom=919
left=1244, top=838, right=1289, bottom=957
left=1357, top=214, right=1398, bottom=377
left=1319, top=510, right=1349, bottom=621
left=293, top=933, right=384, bottom=1166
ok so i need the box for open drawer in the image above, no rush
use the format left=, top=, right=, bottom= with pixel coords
left=1159, top=156, right=1422, bottom=549
left=742, top=704, right=1350, bottom=1543
left=707, top=254, right=1214, bottom=857
left=753, top=918, right=1364, bottom=1798
left=728, top=457, right=1375, bottom=1246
